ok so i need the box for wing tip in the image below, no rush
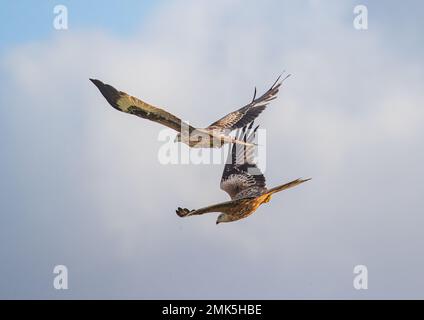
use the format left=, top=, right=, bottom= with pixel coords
left=176, top=207, right=193, bottom=217
left=90, top=78, right=122, bottom=109
left=89, top=78, right=102, bottom=86
left=271, top=71, right=291, bottom=91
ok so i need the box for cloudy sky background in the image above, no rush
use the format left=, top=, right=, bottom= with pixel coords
left=1, top=0, right=423, bottom=299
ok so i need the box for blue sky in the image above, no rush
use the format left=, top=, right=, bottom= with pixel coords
left=1, top=0, right=424, bottom=299
left=0, top=0, right=157, bottom=53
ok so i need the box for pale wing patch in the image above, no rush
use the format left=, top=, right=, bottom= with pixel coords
left=117, top=94, right=144, bottom=112
left=220, top=172, right=257, bottom=199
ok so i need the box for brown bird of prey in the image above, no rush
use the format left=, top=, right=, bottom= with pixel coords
left=176, top=122, right=310, bottom=224
left=90, top=74, right=289, bottom=148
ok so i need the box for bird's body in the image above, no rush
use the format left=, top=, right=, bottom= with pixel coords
left=175, top=128, right=230, bottom=148
left=90, top=75, right=288, bottom=148
left=213, top=193, right=271, bottom=223
left=177, top=129, right=253, bottom=148
left=176, top=123, right=310, bottom=224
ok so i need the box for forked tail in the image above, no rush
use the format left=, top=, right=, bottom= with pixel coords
left=266, top=178, right=311, bottom=196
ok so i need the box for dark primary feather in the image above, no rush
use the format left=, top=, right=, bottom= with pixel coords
left=208, top=74, right=289, bottom=131
left=220, top=121, right=266, bottom=199
left=90, top=79, right=122, bottom=110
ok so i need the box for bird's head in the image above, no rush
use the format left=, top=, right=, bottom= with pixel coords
left=216, top=213, right=232, bottom=225
left=174, top=133, right=181, bottom=143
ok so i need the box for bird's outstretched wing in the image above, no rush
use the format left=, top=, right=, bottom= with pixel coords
left=90, top=79, right=196, bottom=133
left=220, top=122, right=266, bottom=200
left=207, top=74, right=289, bottom=131
left=176, top=198, right=249, bottom=217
